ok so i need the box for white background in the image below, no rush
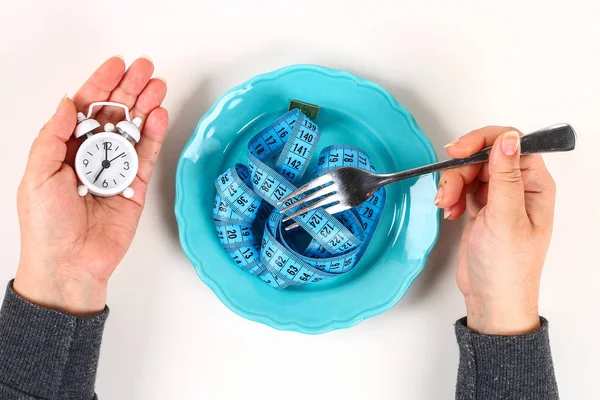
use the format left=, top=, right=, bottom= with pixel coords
left=1, top=1, right=599, bottom=399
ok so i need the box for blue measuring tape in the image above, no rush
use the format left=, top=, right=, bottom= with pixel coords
left=213, top=109, right=386, bottom=289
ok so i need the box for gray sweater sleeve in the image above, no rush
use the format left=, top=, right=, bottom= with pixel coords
left=455, top=316, right=559, bottom=399
left=0, top=277, right=561, bottom=400
left=0, top=280, right=108, bottom=400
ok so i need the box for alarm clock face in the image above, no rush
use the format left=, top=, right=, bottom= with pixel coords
left=74, top=132, right=139, bottom=197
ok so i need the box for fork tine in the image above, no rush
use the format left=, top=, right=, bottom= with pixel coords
left=278, top=185, right=337, bottom=214
left=284, top=202, right=351, bottom=231
left=284, top=222, right=301, bottom=231
left=276, top=174, right=333, bottom=206
left=281, top=195, right=340, bottom=223
left=318, top=202, right=351, bottom=216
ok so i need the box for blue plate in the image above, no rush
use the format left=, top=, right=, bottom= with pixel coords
left=175, top=65, right=440, bottom=334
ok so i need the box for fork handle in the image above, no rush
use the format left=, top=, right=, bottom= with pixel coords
left=378, top=123, right=577, bottom=186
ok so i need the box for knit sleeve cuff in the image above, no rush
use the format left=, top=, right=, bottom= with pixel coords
left=0, top=280, right=108, bottom=399
left=455, top=316, right=559, bottom=400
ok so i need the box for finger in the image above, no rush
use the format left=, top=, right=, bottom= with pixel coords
left=435, top=126, right=518, bottom=209
left=130, top=77, right=167, bottom=130
left=64, top=137, right=79, bottom=167
left=521, top=154, right=556, bottom=230
left=435, top=165, right=480, bottom=208
left=27, top=97, right=77, bottom=180
left=477, top=155, right=539, bottom=184
left=72, top=56, right=126, bottom=113
left=444, top=126, right=519, bottom=158
left=121, top=107, right=168, bottom=208
left=486, top=131, right=528, bottom=226
left=94, top=57, right=154, bottom=126
left=477, top=162, right=490, bottom=183
left=475, top=149, right=554, bottom=229
left=466, top=182, right=489, bottom=220
left=135, top=107, right=169, bottom=185
left=443, top=184, right=468, bottom=221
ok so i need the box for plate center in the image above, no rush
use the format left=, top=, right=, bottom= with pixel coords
left=218, top=107, right=408, bottom=291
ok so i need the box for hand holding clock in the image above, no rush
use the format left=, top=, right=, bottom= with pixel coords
left=14, top=56, right=168, bottom=315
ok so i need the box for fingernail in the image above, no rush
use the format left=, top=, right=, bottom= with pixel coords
left=113, top=55, right=125, bottom=62
left=443, top=208, right=452, bottom=219
left=434, top=186, right=444, bottom=205
left=501, top=131, right=520, bottom=156
left=140, top=55, right=153, bottom=63
left=444, top=139, right=459, bottom=148
left=155, top=76, right=167, bottom=84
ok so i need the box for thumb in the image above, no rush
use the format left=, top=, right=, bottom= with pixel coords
left=26, top=96, right=77, bottom=181
left=486, top=131, right=528, bottom=224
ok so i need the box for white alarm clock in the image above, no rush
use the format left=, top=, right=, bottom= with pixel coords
left=73, top=102, right=141, bottom=198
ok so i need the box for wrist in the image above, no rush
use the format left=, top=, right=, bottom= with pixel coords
left=465, top=294, right=540, bottom=335
left=14, top=261, right=108, bottom=316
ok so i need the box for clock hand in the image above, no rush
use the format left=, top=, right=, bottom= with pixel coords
left=94, top=166, right=106, bottom=183
left=108, top=152, right=125, bottom=163
left=105, top=144, right=108, bottom=162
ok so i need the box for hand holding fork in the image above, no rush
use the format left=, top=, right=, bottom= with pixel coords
left=277, top=123, right=576, bottom=228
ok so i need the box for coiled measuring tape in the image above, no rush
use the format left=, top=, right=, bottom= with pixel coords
left=213, top=108, right=386, bottom=289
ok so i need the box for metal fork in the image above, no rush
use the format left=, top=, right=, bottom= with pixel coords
left=277, top=123, right=576, bottom=229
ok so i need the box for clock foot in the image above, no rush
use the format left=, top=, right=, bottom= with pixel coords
left=77, top=185, right=88, bottom=197
left=122, top=187, right=134, bottom=199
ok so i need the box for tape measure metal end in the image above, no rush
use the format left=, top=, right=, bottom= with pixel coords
left=289, top=100, right=319, bottom=120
